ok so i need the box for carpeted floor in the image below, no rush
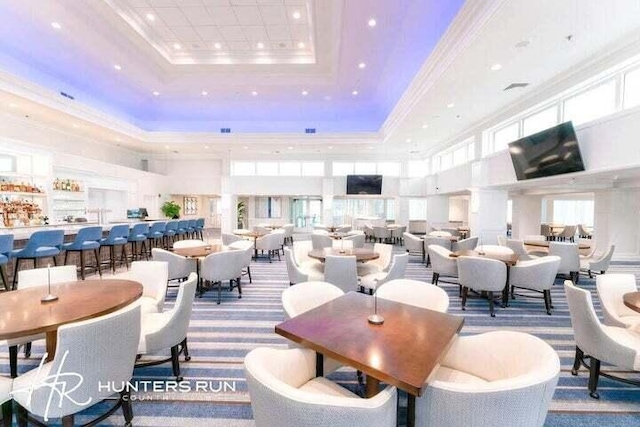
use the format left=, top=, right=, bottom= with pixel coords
left=2, top=239, right=639, bottom=426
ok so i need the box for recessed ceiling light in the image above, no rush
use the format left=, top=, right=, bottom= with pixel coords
left=146, top=13, right=155, bottom=21
left=352, top=90, right=359, bottom=96
left=447, top=103, right=455, bottom=108
left=173, top=43, right=182, bottom=50
left=201, top=91, right=208, bottom=96
left=368, top=18, right=377, bottom=27
left=214, top=42, right=222, bottom=49
left=51, top=22, right=62, bottom=30
left=328, top=146, right=333, bottom=150
left=243, top=146, right=248, bottom=150
left=164, top=145, right=169, bottom=149
left=8, top=103, right=18, bottom=108
left=301, top=90, right=308, bottom=96
left=422, top=124, right=429, bottom=129
left=115, top=137, right=122, bottom=142
left=72, top=123, right=81, bottom=128
left=288, top=146, right=293, bottom=150
left=368, top=146, right=373, bottom=149
left=251, top=91, right=258, bottom=96
left=297, top=42, right=305, bottom=49
left=256, top=42, right=264, bottom=49
left=490, top=63, right=502, bottom=71
left=153, top=91, right=160, bottom=96
left=406, top=138, right=411, bottom=143
left=292, top=11, right=301, bottom=20
left=204, top=145, right=209, bottom=149
left=358, top=62, right=366, bottom=69
left=113, top=64, right=122, bottom=71
left=324, top=95, right=332, bottom=101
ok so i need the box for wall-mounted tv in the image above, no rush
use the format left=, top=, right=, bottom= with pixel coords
left=508, top=121, right=585, bottom=181
left=127, top=208, right=149, bottom=219
left=346, top=175, right=383, bottom=195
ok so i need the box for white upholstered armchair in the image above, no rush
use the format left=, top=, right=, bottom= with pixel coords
left=581, top=245, right=615, bottom=278
left=376, top=279, right=449, bottom=312
left=508, top=256, right=561, bottom=315
left=245, top=347, right=397, bottom=427
left=458, top=256, right=506, bottom=317
left=595, top=273, right=640, bottom=331
left=428, top=245, right=458, bottom=286
left=416, top=331, right=560, bottom=427
left=116, top=261, right=169, bottom=313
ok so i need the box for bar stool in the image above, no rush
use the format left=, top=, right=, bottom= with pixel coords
left=99, top=224, right=130, bottom=273
left=128, top=223, right=149, bottom=261
left=195, top=218, right=205, bottom=240
left=10, top=229, right=64, bottom=289
left=0, top=234, right=13, bottom=291
left=62, top=226, right=103, bottom=280
left=187, top=219, right=197, bottom=238
left=176, top=220, right=189, bottom=241
left=164, top=220, right=179, bottom=248
left=147, top=221, right=166, bottom=254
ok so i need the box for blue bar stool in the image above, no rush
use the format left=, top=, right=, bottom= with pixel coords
left=128, top=223, right=149, bottom=261
left=0, top=234, right=13, bottom=291
left=99, top=224, right=130, bottom=273
left=187, top=219, right=197, bottom=239
left=147, top=221, right=166, bottom=253
left=10, top=229, right=64, bottom=289
left=62, top=226, right=103, bottom=280
left=176, top=220, right=189, bottom=241
left=164, top=220, right=179, bottom=248
left=195, top=218, right=205, bottom=240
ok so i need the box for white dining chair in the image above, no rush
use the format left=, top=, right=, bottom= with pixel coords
left=458, top=256, right=506, bottom=317
left=229, top=239, right=255, bottom=283
left=151, top=248, right=197, bottom=283
left=403, top=232, right=425, bottom=262
left=360, top=253, right=408, bottom=294
left=451, top=237, right=478, bottom=252
left=324, top=255, right=358, bottom=294
left=311, top=234, right=332, bottom=250
left=376, top=279, right=449, bottom=313
left=581, top=245, right=615, bottom=278
left=201, top=250, right=245, bottom=304
left=358, top=243, right=393, bottom=276
left=595, top=274, right=640, bottom=331
left=509, top=256, right=561, bottom=315
left=428, top=245, right=458, bottom=287
left=549, top=242, right=581, bottom=283
left=173, top=239, right=206, bottom=249
left=285, top=247, right=323, bottom=285
left=116, top=261, right=169, bottom=314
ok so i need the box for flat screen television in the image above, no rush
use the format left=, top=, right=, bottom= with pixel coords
left=127, top=208, right=149, bottom=219
left=346, top=175, right=383, bottom=195
left=508, top=121, right=585, bottom=180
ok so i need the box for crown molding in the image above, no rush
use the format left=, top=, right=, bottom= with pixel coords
left=380, top=0, right=508, bottom=141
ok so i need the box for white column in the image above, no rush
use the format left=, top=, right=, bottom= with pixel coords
left=219, top=177, right=234, bottom=233
left=468, top=189, right=508, bottom=244
left=322, top=178, right=334, bottom=226
left=594, top=189, right=640, bottom=259
left=511, top=195, right=542, bottom=240
left=426, top=195, right=449, bottom=227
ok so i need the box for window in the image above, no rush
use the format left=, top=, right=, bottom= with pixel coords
left=453, top=146, right=467, bottom=166
left=386, top=199, right=396, bottom=221
left=409, top=199, right=427, bottom=220
left=333, top=162, right=354, bottom=176
left=279, top=162, right=301, bottom=176
left=407, top=160, right=430, bottom=178
left=301, top=162, right=324, bottom=176
left=255, top=197, right=282, bottom=218
left=624, top=66, right=640, bottom=109
left=493, top=122, right=520, bottom=152
left=552, top=199, right=594, bottom=226
left=0, top=154, right=16, bottom=173
left=354, top=162, right=376, bottom=174
left=522, top=106, right=558, bottom=136
left=467, top=142, right=475, bottom=161
left=231, top=162, right=255, bottom=176
left=564, top=80, right=616, bottom=126
left=439, top=152, right=452, bottom=171
left=256, top=162, right=279, bottom=176
left=377, top=162, right=401, bottom=176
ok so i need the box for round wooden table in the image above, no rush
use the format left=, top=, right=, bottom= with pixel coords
left=308, top=248, right=379, bottom=262
left=0, top=279, right=142, bottom=361
left=623, top=292, right=640, bottom=313
left=173, top=244, right=226, bottom=258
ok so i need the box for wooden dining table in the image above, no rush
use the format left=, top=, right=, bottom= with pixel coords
left=275, top=292, right=464, bottom=427
left=173, top=244, right=228, bottom=296
left=0, top=279, right=142, bottom=362
left=308, top=247, right=379, bottom=262
left=450, top=249, right=519, bottom=306
left=232, top=231, right=267, bottom=259
left=623, top=292, right=640, bottom=313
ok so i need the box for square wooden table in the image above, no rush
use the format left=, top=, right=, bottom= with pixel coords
left=275, top=292, right=464, bottom=427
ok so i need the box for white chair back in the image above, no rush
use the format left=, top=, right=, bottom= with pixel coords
left=332, top=239, right=354, bottom=250
left=378, top=253, right=409, bottom=285
left=282, top=281, right=344, bottom=320
left=201, top=250, right=244, bottom=282
left=588, top=245, right=615, bottom=272
left=222, top=233, right=243, bottom=246
left=311, top=234, right=332, bottom=250
left=151, top=248, right=196, bottom=281
left=293, top=240, right=314, bottom=266
left=403, top=232, right=423, bottom=253
left=458, top=256, right=506, bottom=292
left=549, top=242, right=580, bottom=275
left=371, top=243, right=393, bottom=272
left=497, top=235, right=507, bottom=246
left=174, top=239, right=206, bottom=249
left=377, top=279, right=449, bottom=312
left=284, top=247, right=308, bottom=285
left=343, top=234, right=365, bottom=248
left=423, top=236, right=451, bottom=252
left=596, top=274, right=639, bottom=327
left=324, top=255, right=358, bottom=294
left=428, top=245, right=458, bottom=277
left=125, top=261, right=169, bottom=312
left=452, top=237, right=478, bottom=252
left=17, top=265, right=77, bottom=289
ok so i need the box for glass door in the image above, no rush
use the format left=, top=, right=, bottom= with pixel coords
left=291, top=198, right=322, bottom=230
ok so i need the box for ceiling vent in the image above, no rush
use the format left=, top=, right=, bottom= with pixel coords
left=220, top=128, right=231, bottom=133
left=60, top=91, right=75, bottom=100
left=305, top=128, right=316, bottom=134
left=504, top=83, right=529, bottom=91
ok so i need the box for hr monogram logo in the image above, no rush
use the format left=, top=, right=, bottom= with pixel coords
left=11, top=351, right=91, bottom=422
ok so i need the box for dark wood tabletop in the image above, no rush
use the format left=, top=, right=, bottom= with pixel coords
left=450, top=249, right=519, bottom=266
left=275, top=292, right=464, bottom=397
left=623, top=292, right=640, bottom=313
left=423, top=235, right=460, bottom=242
left=524, top=240, right=591, bottom=250
left=173, top=244, right=227, bottom=258
left=0, top=279, right=142, bottom=360
left=307, top=247, right=380, bottom=262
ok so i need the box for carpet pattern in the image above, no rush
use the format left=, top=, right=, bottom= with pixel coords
left=1, top=240, right=639, bottom=426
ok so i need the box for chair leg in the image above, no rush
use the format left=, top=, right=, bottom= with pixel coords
left=247, top=266, right=252, bottom=283
left=588, top=357, right=601, bottom=399
left=544, top=289, right=552, bottom=315
left=181, top=338, right=191, bottom=361
left=62, top=414, right=74, bottom=427
left=9, top=345, right=18, bottom=378
left=488, top=291, right=495, bottom=317
left=0, top=265, right=8, bottom=291
left=94, top=249, right=102, bottom=277
left=236, top=277, right=242, bottom=299
left=12, top=258, right=21, bottom=289
left=461, top=287, right=468, bottom=311
left=15, top=403, right=27, bottom=427
left=571, top=346, right=583, bottom=375
left=588, top=269, right=593, bottom=279
left=171, top=345, right=182, bottom=381
left=80, top=250, right=86, bottom=280
left=52, top=255, right=57, bottom=266
left=1, top=399, right=12, bottom=427
left=432, top=272, right=439, bottom=286
left=217, top=281, right=222, bottom=305
left=24, top=342, right=31, bottom=358
left=121, top=390, right=134, bottom=426
left=121, top=245, right=129, bottom=269
left=64, top=250, right=69, bottom=265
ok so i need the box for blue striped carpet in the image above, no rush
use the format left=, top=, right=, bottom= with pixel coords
left=2, top=242, right=639, bottom=426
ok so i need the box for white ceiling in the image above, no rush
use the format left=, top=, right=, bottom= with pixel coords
left=104, top=0, right=316, bottom=64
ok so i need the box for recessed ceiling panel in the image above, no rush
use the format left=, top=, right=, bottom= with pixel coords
left=102, top=0, right=316, bottom=64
